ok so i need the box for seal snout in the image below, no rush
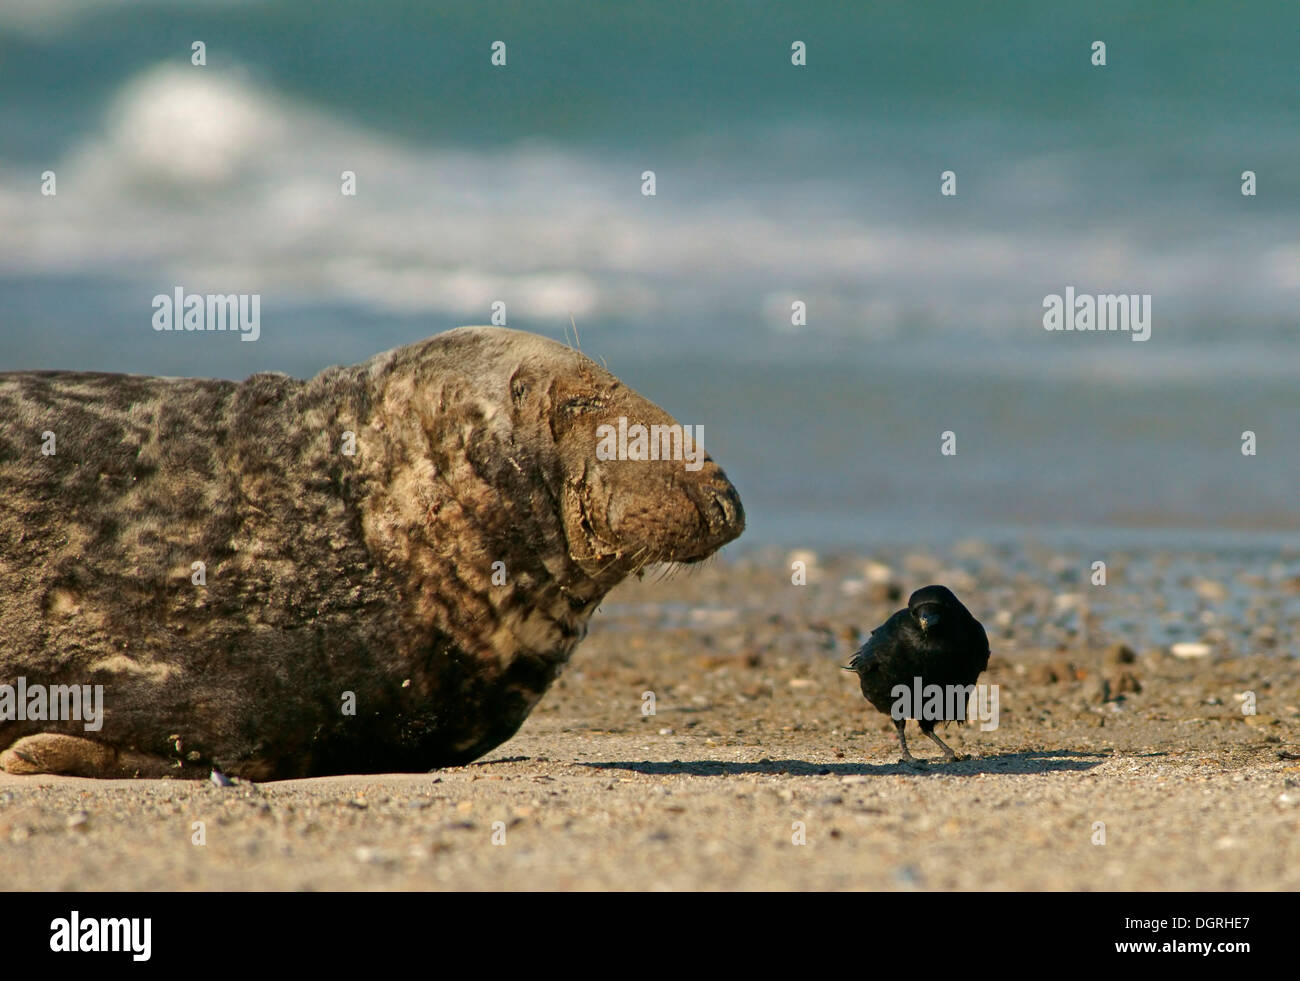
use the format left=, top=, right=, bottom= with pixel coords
left=687, top=470, right=745, bottom=554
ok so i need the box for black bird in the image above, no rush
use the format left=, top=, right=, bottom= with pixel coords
left=845, top=585, right=990, bottom=766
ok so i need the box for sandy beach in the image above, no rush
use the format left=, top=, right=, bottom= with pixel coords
left=3, top=542, right=1299, bottom=891
left=4, top=0, right=1299, bottom=907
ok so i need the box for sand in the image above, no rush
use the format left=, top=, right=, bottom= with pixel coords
left=2, top=543, right=1299, bottom=890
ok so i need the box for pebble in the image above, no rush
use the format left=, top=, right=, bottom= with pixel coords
left=865, top=581, right=902, bottom=603
left=786, top=549, right=818, bottom=571
left=1106, top=670, right=1142, bottom=696
left=862, top=561, right=895, bottom=584
left=1251, top=626, right=1277, bottom=648
left=1193, top=579, right=1228, bottom=602
left=893, top=865, right=923, bottom=886
left=1026, top=663, right=1062, bottom=684
left=1103, top=643, right=1138, bottom=667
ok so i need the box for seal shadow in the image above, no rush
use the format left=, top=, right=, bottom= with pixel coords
left=579, top=749, right=1110, bottom=778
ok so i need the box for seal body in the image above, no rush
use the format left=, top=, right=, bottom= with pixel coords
left=0, top=327, right=744, bottom=779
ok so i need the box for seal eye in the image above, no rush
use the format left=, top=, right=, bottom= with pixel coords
left=562, top=395, right=608, bottom=416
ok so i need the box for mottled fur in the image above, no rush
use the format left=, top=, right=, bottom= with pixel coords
left=0, top=327, right=744, bottom=779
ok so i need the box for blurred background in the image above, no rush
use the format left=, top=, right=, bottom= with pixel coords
left=1, top=0, right=1297, bottom=548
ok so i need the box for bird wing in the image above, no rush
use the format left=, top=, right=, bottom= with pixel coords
left=975, top=620, right=991, bottom=672
left=845, top=628, right=885, bottom=673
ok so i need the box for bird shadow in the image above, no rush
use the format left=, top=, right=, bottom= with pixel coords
left=579, top=749, right=1110, bottom=778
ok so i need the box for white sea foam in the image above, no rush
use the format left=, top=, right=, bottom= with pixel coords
left=0, top=0, right=248, bottom=37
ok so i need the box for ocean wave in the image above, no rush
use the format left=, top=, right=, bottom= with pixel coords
left=1, top=62, right=1297, bottom=337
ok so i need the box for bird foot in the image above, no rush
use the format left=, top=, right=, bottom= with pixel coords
left=899, top=756, right=928, bottom=769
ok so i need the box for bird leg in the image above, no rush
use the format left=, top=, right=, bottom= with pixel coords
left=894, top=719, right=927, bottom=768
left=923, top=727, right=965, bottom=762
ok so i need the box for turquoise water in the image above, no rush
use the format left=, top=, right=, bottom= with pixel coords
left=0, top=1, right=1297, bottom=545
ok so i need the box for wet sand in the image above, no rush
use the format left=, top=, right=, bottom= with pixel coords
left=3, top=543, right=1299, bottom=890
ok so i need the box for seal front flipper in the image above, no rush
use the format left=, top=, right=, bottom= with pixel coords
left=0, top=733, right=178, bottom=778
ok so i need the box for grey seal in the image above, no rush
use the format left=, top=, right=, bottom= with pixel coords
left=0, top=326, right=744, bottom=779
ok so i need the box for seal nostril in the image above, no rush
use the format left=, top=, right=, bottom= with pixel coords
left=706, top=494, right=726, bottom=528
left=707, top=484, right=742, bottom=532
